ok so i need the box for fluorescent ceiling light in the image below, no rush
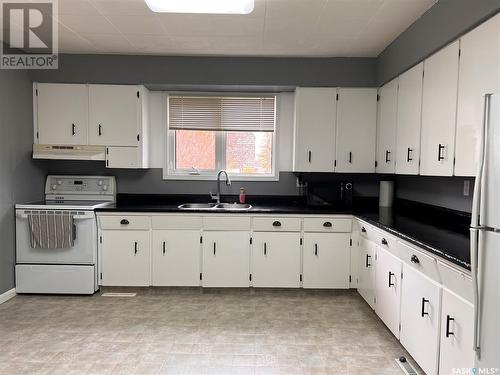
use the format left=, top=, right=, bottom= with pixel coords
left=144, top=0, right=255, bottom=14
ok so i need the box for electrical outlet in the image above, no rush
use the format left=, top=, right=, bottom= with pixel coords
left=463, top=180, right=470, bottom=196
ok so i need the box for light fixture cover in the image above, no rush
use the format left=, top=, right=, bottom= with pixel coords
left=144, top=0, right=255, bottom=14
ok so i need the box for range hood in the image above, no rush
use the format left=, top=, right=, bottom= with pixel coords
left=33, top=144, right=106, bottom=161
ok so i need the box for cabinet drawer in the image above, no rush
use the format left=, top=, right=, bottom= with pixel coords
left=303, top=218, right=351, bottom=233
left=438, top=261, right=472, bottom=303
left=358, top=221, right=377, bottom=241
left=203, top=216, right=251, bottom=231
left=99, top=215, right=150, bottom=230
left=398, top=241, right=441, bottom=283
left=373, top=229, right=398, bottom=257
left=253, top=217, right=301, bottom=232
left=152, top=215, right=202, bottom=230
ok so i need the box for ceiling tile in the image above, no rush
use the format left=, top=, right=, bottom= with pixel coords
left=79, top=33, right=136, bottom=53
left=59, top=0, right=100, bottom=16
left=106, top=15, right=166, bottom=35
left=90, top=0, right=154, bottom=16
left=59, top=14, right=120, bottom=34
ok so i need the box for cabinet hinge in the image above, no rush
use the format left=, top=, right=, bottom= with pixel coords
left=249, top=274, right=252, bottom=281
left=375, top=160, right=378, bottom=168
left=453, top=157, right=456, bottom=166
left=137, top=91, right=140, bottom=98
left=350, top=239, right=352, bottom=247
left=250, top=237, right=252, bottom=245
left=401, top=272, right=403, bottom=280
left=99, top=236, right=102, bottom=244
left=336, top=93, right=339, bottom=101
left=375, top=253, right=377, bottom=261
left=300, top=238, right=303, bottom=245
left=36, top=131, right=39, bottom=139
left=349, top=275, right=352, bottom=283
left=399, top=323, right=401, bottom=331
left=300, top=274, right=303, bottom=282
left=100, top=272, right=102, bottom=280
left=377, top=94, right=380, bottom=102
left=106, top=147, right=109, bottom=155
left=35, top=89, right=38, bottom=96
left=137, top=134, right=140, bottom=142
left=422, top=70, right=425, bottom=78
left=106, top=160, right=109, bottom=167
left=200, top=236, right=203, bottom=244
left=374, top=297, right=377, bottom=304
left=334, top=160, right=337, bottom=168
left=458, top=48, right=461, bottom=57
left=200, top=273, right=202, bottom=280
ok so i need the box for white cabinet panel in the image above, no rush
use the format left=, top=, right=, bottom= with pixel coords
left=400, top=264, right=441, bottom=375
left=89, top=85, right=142, bottom=146
left=293, top=88, right=337, bottom=172
left=376, top=78, right=398, bottom=174
left=100, top=230, right=151, bottom=286
left=375, top=246, right=402, bottom=338
left=106, top=146, right=146, bottom=169
left=302, top=232, right=350, bottom=289
left=439, top=289, right=474, bottom=375
left=152, top=230, right=201, bottom=287
left=202, top=231, right=250, bottom=287
left=358, top=238, right=376, bottom=309
left=395, top=63, right=423, bottom=175
left=252, top=232, right=301, bottom=288
left=35, top=83, right=88, bottom=145
left=420, top=41, right=460, bottom=176
left=335, top=88, right=377, bottom=173
left=456, top=14, right=500, bottom=176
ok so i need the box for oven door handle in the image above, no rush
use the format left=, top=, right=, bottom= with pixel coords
left=16, top=213, right=94, bottom=220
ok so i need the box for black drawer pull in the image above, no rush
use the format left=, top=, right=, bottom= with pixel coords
left=421, top=298, right=429, bottom=317
left=98, top=124, right=102, bottom=136
left=213, top=242, right=216, bottom=255
left=438, top=144, right=445, bottom=161
left=381, top=238, right=388, bottom=246
left=411, top=255, right=420, bottom=264
left=120, top=219, right=130, bottom=225
left=366, top=254, right=371, bottom=267
left=361, top=227, right=367, bottom=233
left=162, top=241, right=166, bottom=255
left=272, top=221, right=282, bottom=227
left=407, top=147, right=413, bottom=162
left=72, top=124, right=76, bottom=136
left=264, top=242, right=267, bottom=256
left=348, top=152, right=352, bottom=164
left=308, top=151, right=312, bottom=163
left=388, top=272, right=395, bottom=287
left=134, top=242, right=138, bottom=254
left=323, top=222, right=332, bottom=228
left=314, top=244, right=318, bottom=256
left=385, top=150, right=391, bottom=163
left=446, top=315, right=455, bottom=338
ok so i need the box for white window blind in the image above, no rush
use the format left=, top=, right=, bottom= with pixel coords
left=169, top=95, right=276, bottom=132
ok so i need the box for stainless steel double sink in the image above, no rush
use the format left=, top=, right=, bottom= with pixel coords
left=178, top=203, right=252, bottom=211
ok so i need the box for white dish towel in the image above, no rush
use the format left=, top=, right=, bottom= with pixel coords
left=28, top=212, right=76, bottom=249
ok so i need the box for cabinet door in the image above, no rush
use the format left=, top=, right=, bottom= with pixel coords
left=36, top=83, right=88, bottom=145
left=106, top=147, right=144, bottom=169
left=293, top=88, right=337, bottom=172
left=375, top=246, right=402, bottom=338
left=101, top=230, right=151, bottom=286
left=455, top=14, right=500, bottom=176
left=252, top=232, right=301, bottom=288
left=152, top=230, right=201, bottom=287
left=89, top=85, right=141, bottom=146
left=439, top=289, right=474, bottom=374
left=202, top=231, right=250, bottom=287
left=420, top=41, right=460, bottom=176
left=376, top=78, right=398, bottom=174
left=395, top=63, right=423, bottom=175
left=400, top=264, right=441, bottom=375
left=336, top=88, right=377, bottom=173
left=303, top=232, right=350, bottom=289
left=358, top=238, right=376, bottom=309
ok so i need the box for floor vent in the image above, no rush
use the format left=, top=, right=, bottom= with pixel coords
left=101, top=292, right=137, bottom=297
left=395, top=357, right=419, bottom=375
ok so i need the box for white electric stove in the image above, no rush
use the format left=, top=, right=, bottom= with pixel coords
left=15, top=176, right=116, bottom=294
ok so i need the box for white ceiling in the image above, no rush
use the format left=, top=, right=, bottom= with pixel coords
left=44, top=0, right=436, bottom=57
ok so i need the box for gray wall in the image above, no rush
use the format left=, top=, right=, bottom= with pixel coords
left=377, top=0, right=500, bottom=85
left=0, top=68, right=46, bottom=294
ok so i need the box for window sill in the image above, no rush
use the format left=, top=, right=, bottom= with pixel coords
left=162, top=171, right=280, bottom=182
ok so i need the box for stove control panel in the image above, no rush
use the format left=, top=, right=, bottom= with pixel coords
left=45, top=176, right=116, bottom=201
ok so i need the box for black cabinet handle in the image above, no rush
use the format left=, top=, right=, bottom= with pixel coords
left=120, top=219, right=129, bottom=225
left=272, top=221, right=282, bottom=227
left=134, top=242, right=138, bottom=254
left=213, top=242, right=216, bottom=255
left=407, top=148, right=413, bottom=162
left=72, top=123, right=76, bottom=136
left=381, top=238, right=388, bottom=246
left=385, top=150, right=391, bottom=163
left=162, top=241, right=166, bottom=255
left=446, top=315, right=455, bottom=337
left=366, top=254, right=372, bottom=267
left=264, top=242, right=267, bottom=256
left=314, top=244, right=318, bottom=256
left=411, top=255, right=420, bottom=264
left=98, top=124, right=102, bottom=136
left=421, top=298, right=429, bottom=317
left=438, top=144, right=445, bottom=161
left=323, top=221, right=332, bottom=228
left=388, top=272, right=395, bottom=287
left=348, top=152, right=352, bottom=163
left=308, top=151, right=312, bottom=163
left=361, top=227, right=367, bottom=233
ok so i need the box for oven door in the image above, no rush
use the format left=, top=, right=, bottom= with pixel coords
left=16, top=210, right=97, bottom=264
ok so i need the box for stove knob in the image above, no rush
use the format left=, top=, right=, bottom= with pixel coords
left=98, top=180, right=103, bottom=186
left=51, top=184, right=57, bottom=190
left=102, top=185, right=108, bottom=191
left=57, top=180, right=62, bottom=185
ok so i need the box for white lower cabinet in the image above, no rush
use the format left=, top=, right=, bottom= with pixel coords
left=202, top=231, right=250, bottom=287
left=358, top=238, right=376, bottom=309
left=375, top=246, right=402, bottom=338
left=252, top=232, right=301, bottom=288
left=439, top=289, right=474, bottom=374
left=400, top=263, right=442, bottom=375
left=151, top=230, right=201, bottom=287
left=100, top=230, right=151, bottom=286
left=302, top=232, right=350, bottom=289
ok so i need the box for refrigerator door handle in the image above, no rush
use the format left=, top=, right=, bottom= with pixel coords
left=470, top=227, right=481, bottom=357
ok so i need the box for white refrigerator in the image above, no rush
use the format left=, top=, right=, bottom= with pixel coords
left=471, top=93, right=500, bottom=368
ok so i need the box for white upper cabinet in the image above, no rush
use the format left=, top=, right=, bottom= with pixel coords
left=376, top=79, right=398, bottom=174
left=35, top=83, right=88, bottom=145
left=456, top=14, right=500, bottom=176
left=293, top=87, right=337, bottom=172
left=420, top=41, right=460, bottom=176
left=335, top=88, right=377, bottom=173
left=89, top=85, right=146, bottom=147
left=395, top=63, right=424, bottom=175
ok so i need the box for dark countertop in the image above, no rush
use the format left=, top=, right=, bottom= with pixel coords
left=96, top=195, right=471, bottom=271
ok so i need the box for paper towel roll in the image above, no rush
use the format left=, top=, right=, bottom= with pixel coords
left=379, top=181, right=395, bottom=207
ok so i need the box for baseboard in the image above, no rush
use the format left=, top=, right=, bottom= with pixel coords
left=0, top=288, right=16, bottom=305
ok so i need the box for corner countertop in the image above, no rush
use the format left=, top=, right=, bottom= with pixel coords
left=96, top=195, right=471, bottom=271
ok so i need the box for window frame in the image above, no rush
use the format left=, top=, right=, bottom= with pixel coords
left=163, top=92, right=279, bottom=181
